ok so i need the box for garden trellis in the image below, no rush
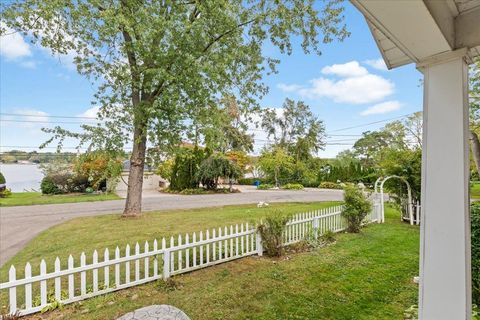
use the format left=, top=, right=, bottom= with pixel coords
left=0, top=204, right=380, bottom=317
left=374, top=176, right=420, bottom=225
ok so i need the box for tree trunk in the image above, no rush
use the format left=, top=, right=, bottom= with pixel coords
left=123, top=123, right=147, bottom=217
left=470, top=130, right=480, bottom=177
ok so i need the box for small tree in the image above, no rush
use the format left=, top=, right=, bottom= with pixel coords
left=342, top=185, right=372, bottom=233
left=169, top=147, right=206, bottom=191
left=74, top=152, right=122, bottom=191
left=258, top=147, right=294, bottom=187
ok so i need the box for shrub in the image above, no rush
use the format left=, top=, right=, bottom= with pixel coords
left=257, top=211, right=291, bottom=257
left=0, top=172, right=5, bottom=185
left=179, top=188, right=208, bottom=195
left=237, top=178, right=266, bottom=185
left=41, top=176, right=62, bottom=195
left=282, top=183, right=304, bottom=190
left=321, top=230, right=336, bottom=244
left=319, top=181, right=341, bottom=189
left=472, top=203, right=480, bottom=306
left=0, top=188, right=12, bottom=198
left=257, top=183, right=274, bottom=190
left=342, top=185, right=372, bottom=233
left=67, top=175, right=89, bottom=193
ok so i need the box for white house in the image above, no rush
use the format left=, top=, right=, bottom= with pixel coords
left=351, top=1, right=480, bottom=319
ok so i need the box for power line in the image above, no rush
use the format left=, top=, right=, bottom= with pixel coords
left=0, top=112, right=97, bottom=120
left=326, top=113, right=415, bottom=133
left=0, top=119, right=95, bottom=125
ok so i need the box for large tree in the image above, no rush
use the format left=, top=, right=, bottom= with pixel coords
left=1, top=0, right=348, bottom=216
left=261, top=98, right=326, bottom=161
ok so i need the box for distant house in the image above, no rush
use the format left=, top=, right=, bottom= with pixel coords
left=108, top=160, right=167, bottom=192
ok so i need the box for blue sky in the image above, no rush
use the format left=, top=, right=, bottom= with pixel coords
left=0, top=2, right=423, bottom=158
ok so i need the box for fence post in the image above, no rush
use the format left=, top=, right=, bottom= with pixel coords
left=256, top=229, right=263, bottom=257
left=313, top=217, right=319, bottom=240
left=163, top=249, right=170, bottom=279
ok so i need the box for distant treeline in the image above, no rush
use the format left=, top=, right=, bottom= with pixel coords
left=0, top=150, right=78, bottom=164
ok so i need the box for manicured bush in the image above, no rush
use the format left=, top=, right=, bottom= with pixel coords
left=342, top=185, right=372, bottom=233
left=41, top=176, right=62, bottom=195
left=319, top=181, right=341, bottom=189
left=257, top=211, right=291, bottom=257
left=257, top=183, right=274, bottom=190
left=472, top=203, right=480, bottom=306
left=282, top=183, right=304, bottom=190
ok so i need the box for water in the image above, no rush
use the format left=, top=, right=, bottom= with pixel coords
left=0, top=164, right=44, bottom=192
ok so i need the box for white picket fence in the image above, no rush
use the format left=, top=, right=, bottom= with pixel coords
left=0, top=204, right=379, bottom=317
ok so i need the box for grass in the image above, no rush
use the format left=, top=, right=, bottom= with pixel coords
left=472, top=182, right=480, bottom=199
left=0, top=202, right=419, bottom=319
left=0, top=192, right=120, bottom=207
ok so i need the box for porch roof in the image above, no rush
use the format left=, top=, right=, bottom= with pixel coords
left=351, top=0, right=480, bottom=69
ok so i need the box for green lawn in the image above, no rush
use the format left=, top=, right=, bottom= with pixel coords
left=472, top=183, right=480, bottom=199
left=0, top=202, right=419, bottom=319
left=0, top=192, right=120, bottom=207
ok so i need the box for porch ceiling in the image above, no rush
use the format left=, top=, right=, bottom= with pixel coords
left=351, top=0, right=480, bottom=69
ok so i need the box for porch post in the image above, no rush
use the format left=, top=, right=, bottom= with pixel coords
left=418, top=54, right=471, bottom=320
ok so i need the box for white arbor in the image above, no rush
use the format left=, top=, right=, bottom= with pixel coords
left=375, top=175, right=415, bottom=225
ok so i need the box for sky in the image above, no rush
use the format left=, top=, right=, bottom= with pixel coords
left=0, top=2, right=423, bottom=158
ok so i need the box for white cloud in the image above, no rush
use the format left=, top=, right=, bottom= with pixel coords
left=0, top=23, right=32, bottom=60
left=299, top=73, right=394, bottom=104
left=360, top=100, right=402, bottom=116
left=321, top=61, right=368, bottom=77
left=280, top=60, right=394, bottom=105
left=77, top=106, right=100, bottom=119
left=364, top=58, right=388, bottom=71
left=277, top=83, right=303, bottom=93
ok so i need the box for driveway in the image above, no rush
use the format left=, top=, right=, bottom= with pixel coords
left=0, top=187, right=343, bottom=266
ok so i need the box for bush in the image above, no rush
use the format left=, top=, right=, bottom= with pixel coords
left=237, top=178, right=266, bottom=185
left=282, top=183, right=304, bottom=190
left=257, top=183, right=274, bottom=190
left=319, top=181, right=342, bottom=189
left=472, top=203, right=480, bottom=306
left=179, top=188, right=208, bottom=195
left=257, top=211, right=291, bottom=257
left=0, top=188, right=12, bottom=198
left=41, top=176, right=62, bottom=195
left=0, top=172, right=6, bottom=193
left=342, top=185, right=372, bottom=233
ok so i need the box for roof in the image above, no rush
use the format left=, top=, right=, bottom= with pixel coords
left=351, top=0, right=480, bottom=69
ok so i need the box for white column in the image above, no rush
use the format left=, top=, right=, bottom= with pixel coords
left=419, top=55, right=471, bottom=320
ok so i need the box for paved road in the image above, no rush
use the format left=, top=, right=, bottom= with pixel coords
left=0, top=188, right=343, bottom=266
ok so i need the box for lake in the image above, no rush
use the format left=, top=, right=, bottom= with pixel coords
left=0, top=164, right=44, bottom=192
